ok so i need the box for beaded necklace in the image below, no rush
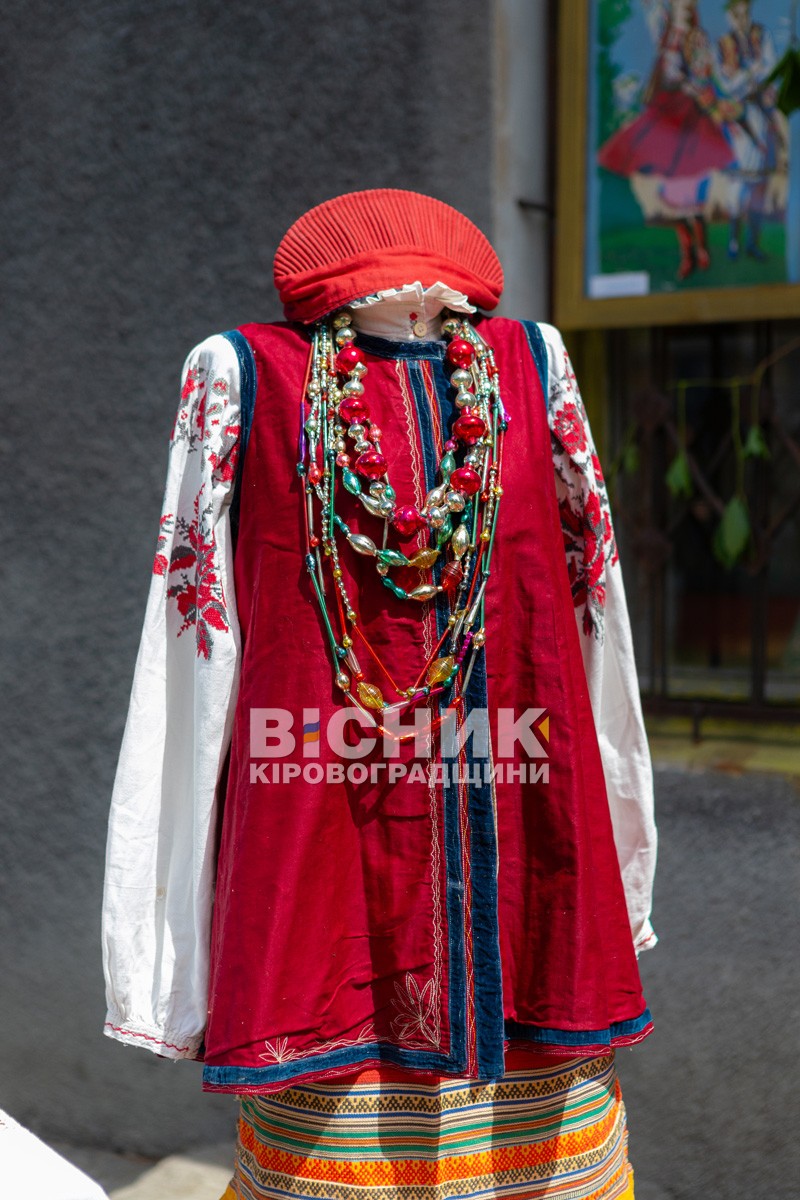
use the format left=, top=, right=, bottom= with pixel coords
left=298, top=310, right=508, bottom=731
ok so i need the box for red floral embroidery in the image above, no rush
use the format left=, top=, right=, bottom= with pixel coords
left=207, top=423, right=240, bottom=485
left=553, top=401, right=588, bottom=457
left=152, top=512, right=172, bottom=577
left=166, top=489, right=230, bottom=661
left=181, top=368, right=200, bottom=401
left=550, top=344, right=617, bottom=641
left=155, top=360, right=241, bottom=660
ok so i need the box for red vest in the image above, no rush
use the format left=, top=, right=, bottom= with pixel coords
left=202, top=317, right=651, bottom=1095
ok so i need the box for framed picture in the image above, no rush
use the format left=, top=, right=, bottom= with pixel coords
left=555, top=0, right=800, bottom=328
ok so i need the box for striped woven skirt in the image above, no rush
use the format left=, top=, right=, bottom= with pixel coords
left=220, top=1051, right=635, bottom=1200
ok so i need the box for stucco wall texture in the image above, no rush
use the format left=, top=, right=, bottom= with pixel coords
left=2, top=0, right=494, bottom=1156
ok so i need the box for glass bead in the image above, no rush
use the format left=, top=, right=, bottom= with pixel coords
left=335, top=672, right=350, bottom=690
left=428, top=506, right=447, bottom=528
left=455, top=389, right=473, bottom=409
left=342, top=469, right=361, bottom=495
left=441, top=561, right=463, bottom=594
left=355, top=450, right=387, bottom=480
left=342, top=379, right=365, bottom=397
left=377, top=549, right=409, bottom=567
left=407, top=548, right=439, bottom=568
left=382, top=577, right=408, bottom=599
left=439, top=452, right=456, bottom=477
left=449, top=466, right=481, bottom=496
left=333, top=312, right=352, bottom=328
left=348, top=533, right=377, bottom=556
left=356, top=681, right=385, bottom=711
left=393, top=505, right=426, bottom=538
left=451, top=524, right=470, bottom=558
left=336, top=326, right=356, bottom=345
left=359, top=494, right=384, bottom=517
left=436, top=517, right=453, bottom=546
left=446, top=490, right=466, bottom=513
left=446, top=338, right=477, bottom=368
left=339, top=396, right=369, bottom=424
left=442, top=317, right=460, bottom=336
left=427, top=655, right=455, bottom=685
left=348, top=423, right=365, bottom=439
left=451, top=368, right=472, bottom=389
left=409, top=584, right=439, bottom=602
left=454, top=411, right=487, bottom=444
left=383, top=485, right=396, bottom=503
left=369, top=481, right=386, bottom=496
left=424, top=485, right=447, bottom=510
left=335, top=345, right=365, bottom=374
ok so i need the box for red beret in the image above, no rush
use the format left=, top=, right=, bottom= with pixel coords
left=273, top=188, right=504, bottom=323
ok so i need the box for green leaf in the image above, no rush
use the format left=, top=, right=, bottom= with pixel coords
left=742, top=424, right=771, bottom=460
left=765, top=47, right=800, bottom=117
left=665, top=451, right=693, bottom=499
left=712, top=497, right=751, bottom=569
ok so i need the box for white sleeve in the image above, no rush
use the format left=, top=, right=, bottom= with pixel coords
left=539, top=323, right=658, bottom=955
left=102, top=334, right=243, bottom=1059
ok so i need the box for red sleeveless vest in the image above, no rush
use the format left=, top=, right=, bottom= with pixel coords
left=202, top=316, right=652, bottom=1095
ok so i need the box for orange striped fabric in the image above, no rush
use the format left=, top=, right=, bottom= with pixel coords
left=220, top=1052, right=636, bottom=1200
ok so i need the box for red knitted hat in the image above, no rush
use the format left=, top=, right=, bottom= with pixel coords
left=273, top=188, right=504, bottom=323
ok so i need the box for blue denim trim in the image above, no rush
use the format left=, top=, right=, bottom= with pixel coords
left=427, top=355, right=505, bottom=1080
left=202, top=1041, right=464, bottom=1091
left=222, top=329, right=258, bottom=537
left=520, top=321, right=549, bottom=410
left=356, top=331, right=447, bottom=361
left=462, top=633, right=505, bottom=1079
left=407, top=360, right=467, bottom=1074
left=504, top=1007, right=653, bottom=1047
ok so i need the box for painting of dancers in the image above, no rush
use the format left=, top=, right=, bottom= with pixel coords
left=556, top=0, right=800, bottom=327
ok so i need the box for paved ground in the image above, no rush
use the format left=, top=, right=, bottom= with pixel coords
left=51, top=1139, right=233, bottom=1199
left=37, top=738, right=800, bottom=1200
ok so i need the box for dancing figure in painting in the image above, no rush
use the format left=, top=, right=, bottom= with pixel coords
left=716, top=0, right=783, bottom=260
left=598, top=0, right=737, bottom=279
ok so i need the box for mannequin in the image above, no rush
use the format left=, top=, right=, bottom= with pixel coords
left=103, top=190, right=656, bottom=1199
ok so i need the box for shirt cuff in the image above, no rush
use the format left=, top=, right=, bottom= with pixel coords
left=633, top=919, right=658, bottom=957
left=103, top=1011, right=203, bottom=1060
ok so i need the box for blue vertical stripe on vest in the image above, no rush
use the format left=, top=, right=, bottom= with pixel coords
left=222, top=329, right=258, bottom=537
left=520, top=320, right=549, bottom=410
left=407, top=357, right=469, bottom=1074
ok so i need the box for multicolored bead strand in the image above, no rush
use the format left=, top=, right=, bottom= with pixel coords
left=297, top=309, right=508, bottom=725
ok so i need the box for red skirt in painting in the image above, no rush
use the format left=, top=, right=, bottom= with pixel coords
left=598, top=88, right=734, bottom=179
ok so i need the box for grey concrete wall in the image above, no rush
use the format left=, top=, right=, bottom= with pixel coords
left=492, top=0, right=553, bottom=321
left=1, top=0, right=494, bottom=1156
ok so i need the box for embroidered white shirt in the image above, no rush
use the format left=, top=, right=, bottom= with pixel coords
left=102, top=310, right=657, bottom=1061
